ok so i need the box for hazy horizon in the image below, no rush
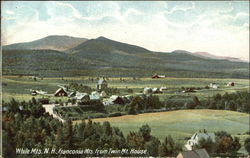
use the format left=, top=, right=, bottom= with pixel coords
left=2, top=1, right=249, bottom=61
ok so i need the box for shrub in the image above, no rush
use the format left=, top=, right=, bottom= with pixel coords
left=108, top=112, right=122, bottom=117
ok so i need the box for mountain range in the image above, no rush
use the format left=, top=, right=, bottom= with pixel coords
left=2, top=35, right=249, bottom=78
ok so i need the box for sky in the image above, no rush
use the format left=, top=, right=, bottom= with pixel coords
left=1, top=1, right=249, bottom=60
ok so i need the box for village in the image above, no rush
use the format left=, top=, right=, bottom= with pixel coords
left=30, top=75, right=235, bottom=107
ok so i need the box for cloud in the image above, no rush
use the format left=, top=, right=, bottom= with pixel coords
left=55, top=2, right=82, bottom=19
left=5, top=10, right=14, bottom=15
left=164, top=2, right=195, bottom=14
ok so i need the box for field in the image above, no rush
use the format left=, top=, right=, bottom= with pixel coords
left=85, top=109, right=249, bottom=154
left=2, top=75, right=249, bottom=102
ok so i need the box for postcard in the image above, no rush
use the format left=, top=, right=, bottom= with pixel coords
left=1, top=1, right=249, bottom=158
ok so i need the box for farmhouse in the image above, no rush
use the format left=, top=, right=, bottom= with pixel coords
left=54, top=88, right=68, bottom=96
left=185, top=130, right=215, bottom=150
left=176, top=149, right=209, bottom=158
left=97, top=78, right=108, bottom=91
left=227, top=82, right=235, bottom=86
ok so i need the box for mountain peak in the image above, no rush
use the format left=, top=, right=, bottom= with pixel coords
left=171, top=50, right=192, bottom=54
left=96, top=36, right=109, bottom=40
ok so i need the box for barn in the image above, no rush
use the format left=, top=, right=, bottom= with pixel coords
left=152, top=75, right=165, bottom=79
left=110, top=95, right=125, bottom=104
left=152, top=75, right=160, bottom=79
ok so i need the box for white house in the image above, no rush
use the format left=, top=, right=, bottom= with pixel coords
left=209, top=83, right=219, bottom=89
left=185, top=130, right=215, bottom=150
left=160, top=86, right=167, bottom=92
left=75, top=92, right=90, bottom=102
left=143, top=87, right=153, bottom=94
left=100, top=91, right=107, bottom=98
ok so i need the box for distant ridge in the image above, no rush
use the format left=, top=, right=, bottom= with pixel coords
left=193, top=52, right=247, bottom=63
left=3, top=35, right=87, bottom=51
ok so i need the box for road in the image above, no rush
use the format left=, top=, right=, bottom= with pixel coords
left=42, top=104, right=65, bottom=122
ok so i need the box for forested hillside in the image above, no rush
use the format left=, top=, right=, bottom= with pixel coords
left=2, top=36, right=249, bottom=78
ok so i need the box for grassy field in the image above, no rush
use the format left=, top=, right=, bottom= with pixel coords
left=80, top=109, right=249, bottom=154
left=2, top=75, right=249, bottom=102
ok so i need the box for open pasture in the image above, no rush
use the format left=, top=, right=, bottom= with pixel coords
left=86, top=109, right=249, bottom=141
left=87, top=109, right=249, bottom=154
left=2, top=75, right=249, bottom=102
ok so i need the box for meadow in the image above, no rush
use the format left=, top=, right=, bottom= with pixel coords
left=2, top=75, right=249, bottom=102
left=87, top=109, right=249, bottom=154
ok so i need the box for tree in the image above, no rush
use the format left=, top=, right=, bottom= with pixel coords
left=195, top=137, right=216, bottom=153
left=230, top=137, right=241, bottom=153
left=192, top=96, right=201, bottom=106
left=128, top=106, right=137, bottom=115
left=103, top=121, right=113, bottom=136
left=158, top=143, right=168, bottom=157
left=76, top=121, right=85, bottom=139
left=228, top=101, right=237, bottom=111
left=63, top=119, right=74, bottom=149
left=145, top=137, right=160, bottom=157
left=139, top=124, right=151, bottom=142
left=216, top=136, right=233, bottom=153
left=213, top=93, right=222, bottom=101
left=165, top=135, right=175, bottom=152
left=2, top=130, right=15, bottom=157
left=214, top=131, right=240, bottom=154
left=208, top=101, right=217, bottom=109
left=127, top=132, right=144, bottom=149
left=244, top=137, right=250, bottom=154
left=55, top=127, right=64, bottom=148
left=158, top=135, right=175, bottom=156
